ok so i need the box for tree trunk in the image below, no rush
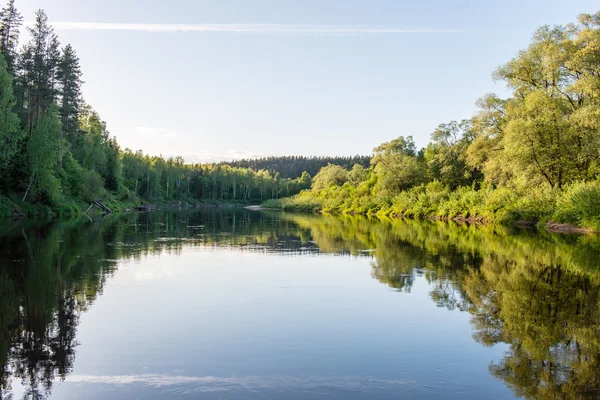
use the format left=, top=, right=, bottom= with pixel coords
left=23, top=171, right=35, bottom=201
left=58, top=140, right=63, bottom=168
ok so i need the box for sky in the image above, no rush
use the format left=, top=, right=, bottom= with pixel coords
left=15, top=0, right=600, bottom=162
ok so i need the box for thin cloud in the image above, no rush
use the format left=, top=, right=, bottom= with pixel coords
left=135, top=126, right=176, bottom=139
left=51, top=22, right=465, bottom=35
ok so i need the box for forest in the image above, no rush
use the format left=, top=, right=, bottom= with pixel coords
left=0, top=0, right=332, bottom=218
left=266, top=12, right=600, bottom=232
left=2, top=0, right=600, bottom=232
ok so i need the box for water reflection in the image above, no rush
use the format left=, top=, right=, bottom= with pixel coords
left=0, top=210, right=600, bottom=399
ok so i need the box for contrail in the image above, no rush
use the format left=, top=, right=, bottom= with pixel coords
left=50, top=22, right=465, bottom=35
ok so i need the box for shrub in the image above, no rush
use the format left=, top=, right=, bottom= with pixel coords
left=553, top=181, right=600, bottom=230
left=80, top=169, right=106, bottom=202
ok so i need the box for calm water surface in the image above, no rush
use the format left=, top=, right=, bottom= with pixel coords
left=1, top=210, right=600, bottom=399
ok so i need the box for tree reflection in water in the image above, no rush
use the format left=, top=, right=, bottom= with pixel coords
left=0, top=210, right=599, bottom=399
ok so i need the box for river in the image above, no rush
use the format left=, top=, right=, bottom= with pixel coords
left=1, top=210, right=599, bottom=399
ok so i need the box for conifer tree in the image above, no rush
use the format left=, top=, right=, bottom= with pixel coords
left=0, top=0, right=22, bottom=72
left=0, top=54, right=22, bottom=185
left=57, top=44, right=83, bottom=143
left=22, top=10, right=59, bottom=134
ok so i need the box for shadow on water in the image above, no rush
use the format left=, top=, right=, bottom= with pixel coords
left=1, top=210, right=600, bottom=399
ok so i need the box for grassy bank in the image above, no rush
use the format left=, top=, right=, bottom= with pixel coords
left=261, top=180, right=600, bottom=232
left=0, top=193, right=144, bottom=219
left=0, top=192, right=259, bottom=220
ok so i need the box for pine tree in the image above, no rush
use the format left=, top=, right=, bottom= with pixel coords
left=57, top=44, right=83, bottom=143
left=22, top=10, right=59, bottom=134
left=0, top=0, right=22, bottom=72
left=0, top=53, right=22, bottom=186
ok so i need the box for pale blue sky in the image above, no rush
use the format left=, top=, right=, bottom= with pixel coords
left=16, top=0, right=600, bottom=162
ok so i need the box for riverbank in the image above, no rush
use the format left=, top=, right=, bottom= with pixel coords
left=0, top=193, right=258, bottom=220
left=261, top=181, right=600, bottom=234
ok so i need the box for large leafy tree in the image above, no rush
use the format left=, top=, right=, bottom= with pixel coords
left=424, top=120, right=481, bottom=189
left=469, top=13, right=600, bottom=189
left=372, top=136, right=425, bottom=197
left=465, top=94, right=511, bottom=185
left=311, top=164, right=348, bottom=190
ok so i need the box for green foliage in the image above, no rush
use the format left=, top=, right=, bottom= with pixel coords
left=470, top=14, right=600, bottom=189
left=0, top=53, right=21, bottom=184
left=26, top=104, right=62, bottom=203
left=278, top=12, right=600, bottom=232
left=373, top=135, right=416, bottom=157
left=79, top=169, right=105, bottom=202
left=347, top=164, right=368, bottom=185
left=311, top=164, right=348, bottom=190
left=0, top=0, right=22, bottom=71
left=553, top=181, right=600, bottom=230
left=0, top=194, right=17, bottom=218
left=57, top=44, right=82, bottom=142
left=0, top=2, right=322, bottom=216
left=373, top=152, right=425, bottom=197
left=425, top=120, right=481, bottom=189
left=222, top=155, right=371, bottom=179
left=1, top=4, right=600, bottom=234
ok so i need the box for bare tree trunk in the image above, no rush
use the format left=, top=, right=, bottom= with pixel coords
left=23, top=171, right=35, bottom=201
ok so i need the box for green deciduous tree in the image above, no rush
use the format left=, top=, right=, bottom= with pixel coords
left=312, top=164, right=348, bottom=190
left=470, top=13, right=600, bottom=189
left=372, top=136, right=425, bottom=197
left=24, top=104, right=62, bottom=202
left=425, top=120, right=480, bottom=189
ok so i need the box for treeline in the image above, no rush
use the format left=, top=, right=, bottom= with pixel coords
left=0, top=0, right=321, bottom=218
left=120, top=152, right=314, bottom=204
left=221, top=155, right=371, bottom=179
left=268, top=12, right=600, bottom=231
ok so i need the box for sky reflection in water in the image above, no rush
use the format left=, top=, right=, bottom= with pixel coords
left=2, top=210, right=600, bottom=399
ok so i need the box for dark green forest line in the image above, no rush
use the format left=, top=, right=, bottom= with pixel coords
left=0, top=1, right=375, bottom=218
left=264, top=12, right=600, bottom=232
left=220, top=155, right=371, bottom=179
